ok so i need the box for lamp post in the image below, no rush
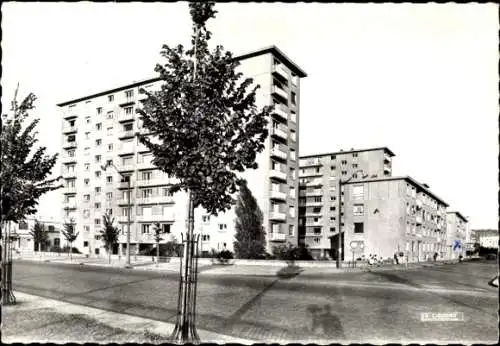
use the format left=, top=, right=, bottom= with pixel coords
left=101, top=162, right=131, bottom=267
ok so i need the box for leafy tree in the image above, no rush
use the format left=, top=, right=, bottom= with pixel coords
left=62, top=218, right=79, bottom=261
left=233, top=180, right=266, bottom=259
left=100, top=214, right=120, bottom=264
left=136, top=3, right=271, bottom=216
left=1, top=86, right=61, bottom=227
left=272, top=243, right=313, bottom=261
left=29, top=219, right=48, bottom=256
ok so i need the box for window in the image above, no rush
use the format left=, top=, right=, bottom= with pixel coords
left=331, top=165, right=336, bottom=170
left=95, top=139, right=102, bottom=146
left=291, top=91, right=296, bottom=105
left=142, top=189, right=153, bottom=198
left=341, top=160, right=347, bottom=165
left=352, top=164, right=358, bottom=168
left=330, top=227, right=336, bottom=232
left=341, top=171, right=347, bottom=175
left=106, top=159, right=113, bottom=166
left=85, top=116, right=91, bottom=124
left=124, top=123, right=133, bottom=131
left=85, top=132, right=90, bottom=140
left=95, top=187, right=101, bottom=193
left=125, top=90, right=134, bottom=99
left=163, top=188, right=173, bottom=197
left=84, top=178, right=90, bottom=186
left=331, top=155, right=336, bottom=160
left=108, top=95, right=114, bottom=102
left=354, top=222, right=364, bottom=233
left=107, top=127, right=113, bottom=135
left=202, top=215, right=210, bottom=224
left=83, top=163, right=90, bottom=171
left=352, top=185, right=364, bottom=200
left=353, top=204, right=364, bottom=216
left=106, top=208, right=113, bottom=215
left=313, top=207, right=321, bottom=213
left=289, top=186, right=295, bottom=197
left=202, top=234, right=210, bottom=241
left=95, top=202, right=101, bottom=209
left=330, top=206, right=336, bottom=211
left=68, top=149, right=76, bottom=157
left=106, top=192, right=113, bottom=201
left=96, top=123, right=102, bottom=130
left=121, top=207, right=131, bottom=216
left=84, top=147, right=90, bottom=156
left=84, top=241, right=89, bottom=247
left=107, top=143, right=113, bottom=151
left=330, top=196, right=336, bottom=201
left=142, top=171, right=153, bottom=180
left=289, top=206, right=295, bottom=217
left=95, top=218, right=101, bottom=225
left=95, top=155, right=101, bottom=163
left=94, top=235, right=101, bottom=241
left=141, top=224, right=150, bottom=234
left=352, top=153, right=358, bottom=157
left=106, top=176, right=113, bottom=184
left=107, top=111, right=114, bottom=119
left=67, top=135, right=76, bottom=142
left=95, top=171, right=101, bottom=178
left=162, top=224, right=171, bottom=234
left=125, top=107, right=133, bottom=115
left=84, top=194, right=90, bottom=201
left=288, top=225, right=294, bottom=236
left=313, top=227, right=321, bottom=234
left=290, top=167, right=296, bottom=180
left=218, top=223, right=227, bottom=230
left=97, top=107, right=102, bottom=115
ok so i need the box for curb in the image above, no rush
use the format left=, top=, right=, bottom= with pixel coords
left=8, top=291, right=255, bottom=344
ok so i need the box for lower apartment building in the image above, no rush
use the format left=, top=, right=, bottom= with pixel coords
left=341, top=176, right=449, bottom=261
left=445, top=211, right=469, bottom=258
left=58, top=46, right=306, bottom=257
left=7, top=217, right=63, bottom=253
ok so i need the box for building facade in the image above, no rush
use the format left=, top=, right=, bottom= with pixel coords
left=8, top=217, right=63, bottom=253
left=343, top=176, right=449, bottom=262
left=58, top=46, right=306, bottom=256
left=298, top=147, right=395, bottom=258
left=445, top=211, right=469, bottom=259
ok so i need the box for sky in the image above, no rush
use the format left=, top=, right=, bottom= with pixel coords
left=1, top=2, right=498, bottom=229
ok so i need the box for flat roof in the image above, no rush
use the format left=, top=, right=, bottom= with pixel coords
left=446, top=211, right=468, bottom=222
left=300, top=147, right=396, bottom=159
left=57, top=45, right=306, bottom=107
left=344, top=175, right=449, bottom=207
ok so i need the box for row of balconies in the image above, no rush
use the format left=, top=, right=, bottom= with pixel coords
left=117, top=196, right=175, bottom=205
left=117, top=213, right=176, bottom=223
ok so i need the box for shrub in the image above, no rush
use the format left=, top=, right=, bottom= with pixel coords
left=218, top=250, right=234, bottom=260
left=49, top=246, right=62, bottom=253
left=62, top=246, right=81, bottom=254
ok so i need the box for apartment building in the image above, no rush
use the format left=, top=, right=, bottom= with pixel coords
left=298, top=147, right=395, bottom=258
left=446, top=211, right=469, bottom=259
left=58, top=46, right=306, bottom=256
left=343, top=177, right=449, bottom=261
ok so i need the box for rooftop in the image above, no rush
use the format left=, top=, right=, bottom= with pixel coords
left=446, top=211, right=468, bottom=222
left=300, top=147, right=396, bottom=160
left=57, top=45, right=306, bottom=107
left=344, top=175, right=449, bottom=207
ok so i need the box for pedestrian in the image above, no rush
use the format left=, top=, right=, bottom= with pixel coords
left=367, top=254, right=373, bottom=265
left=394, top=252, right=399, bottom=265
left=433, top=252, right=438, bottom=262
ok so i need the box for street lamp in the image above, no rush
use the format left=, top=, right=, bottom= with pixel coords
left=101, top=162, right=132, bottom=267
left=336, top=170, right=365, bottom=269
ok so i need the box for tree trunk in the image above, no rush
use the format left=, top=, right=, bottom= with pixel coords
left=109, top=249, right=111, bottom=264
left=69, top=242, right=72, bottom=261
left=156, top=240, right=160, bottom=267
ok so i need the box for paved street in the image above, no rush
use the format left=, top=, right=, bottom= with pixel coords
left=7, top=259, right=499, bottom=343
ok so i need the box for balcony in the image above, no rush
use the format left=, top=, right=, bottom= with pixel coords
left=272, top=104, right=288, bottom=122
left=305, top=179, right=323, bottom=187
left=305, top=231, right=323, bottom=237
left=137, top=178, right=172, bottom=187
left=118, top=144, right=134, bottom=156
left=272, top=85, right=288, bottom=101
left=62, top=141, right=77, bottom=149
left=62, top=125, right=77, bottom=134
left=303, top=201, right=322, bottom=207
left=118, top=129, right=136, bottom=139
left=117, top=216, right=133, bottom=223
left=118, top=111, right=135, bottom=123
left=269, top=169, right=287, bottom=181
left=304, top=211, right=322, bottom=217
left=63, top=186, right=76, bottom=194
left=61, top=156, right=77, bottom=164
left=63, top=201, right=77, bottom=209
left=269, top=211, right=286, bottom=221
left=384, top=154, right=392, bottom=164
left=416, top=199, right=423, bottom=208
left=63, top=113, right=77, bottom=120
left=271, top=127, right=288, bottom=141
left=303, top=190, right=322, bottom=197
left=117, top=163, right=135, bottom=172
left=270, top=148, right=287, bottom=161
left=137, top=161, right=156, bottom=170
left=299, top=157, right=322, bottom=167
left=272, top=64, right=288, bottom=81
left=118, top=179, right=134, bottom=189
left=62, top=171, right=77, bottom=179
left=305, top=221, right=323, bottom=227
left=384, top=164, right=392, bottom=173
left=416, top=215, right=423, bottom=224
left=270, top=190, right=287, bottom=201
left=269, top=232, right=286, bottom=242
left=117, top=198, right=132, bottom=206
left=137, top=196, right=175, bottom=205
left=136, top=214, right=175, bottom=222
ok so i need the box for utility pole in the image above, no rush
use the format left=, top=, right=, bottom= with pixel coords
left=337, top=179, right=343, bottom=269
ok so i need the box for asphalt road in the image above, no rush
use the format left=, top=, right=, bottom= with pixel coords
left=10, top=260, right=499, bottom=343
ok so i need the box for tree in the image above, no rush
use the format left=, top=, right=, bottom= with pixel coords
left=29, top=219, right=48, bottom=257
left=1, top=86, right=61, bottom=227
left=153, top=222, right=171, bottom=266
left=233, top=180, right=266, bottom=259
left=136, top=3, right=271, bottom=341
left=100, top=214, right=120, bottom=264
left=62, top=218, right=79, bottom=261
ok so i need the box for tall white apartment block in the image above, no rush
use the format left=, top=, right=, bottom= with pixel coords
left=58, top=46, right=307, bottom=256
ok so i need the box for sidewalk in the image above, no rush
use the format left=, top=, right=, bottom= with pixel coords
left=1, top=291, right=255, bottom=344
